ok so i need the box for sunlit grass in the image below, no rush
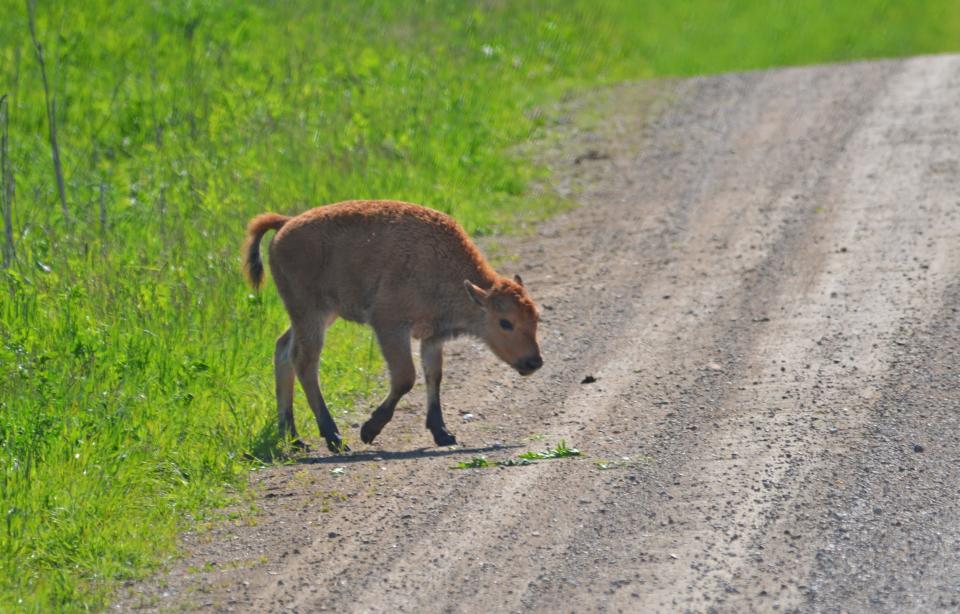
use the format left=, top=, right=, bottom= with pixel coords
left=518, top=440, right=581, bottom=460
left=1, top=0, right=958, bottom=610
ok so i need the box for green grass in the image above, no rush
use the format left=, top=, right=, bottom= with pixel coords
left=1, top=0, right=958, bottom=610
left=518, top=440, right=582, bottom=461
left=451, top=441, right=580, bottom=469
left=452, top=456, right=494, bottom=470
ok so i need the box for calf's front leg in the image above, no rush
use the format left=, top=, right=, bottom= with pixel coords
left=360, top=325, right=415, bottom=445
left=421, top=337, right=456, bottom=446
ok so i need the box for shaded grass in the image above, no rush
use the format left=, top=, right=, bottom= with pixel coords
left=0, top=0, right=958, bottom=610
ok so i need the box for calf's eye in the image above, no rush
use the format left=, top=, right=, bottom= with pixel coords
left=499, top=319, right=514, bottom=331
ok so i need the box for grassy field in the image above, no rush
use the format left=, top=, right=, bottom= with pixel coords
left=1, top=0, right=958, bottom=610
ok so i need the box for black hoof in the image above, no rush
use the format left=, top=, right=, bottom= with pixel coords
left=360, top=420, right=381, bottom=445
left=432, top=429, right=458, bottom=447
left=325, top=434, right=350, bottom=454
left=290, top=438, right=309, bottom=451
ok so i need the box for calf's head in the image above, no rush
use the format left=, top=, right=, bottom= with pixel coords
left=464, top=275, right=543, bottom=376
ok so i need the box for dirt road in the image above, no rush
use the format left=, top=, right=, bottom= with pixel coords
left=123, top=55, right=960, bottom=613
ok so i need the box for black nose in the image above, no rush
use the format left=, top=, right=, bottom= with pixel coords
left=520, top=355, right=543, bottom=372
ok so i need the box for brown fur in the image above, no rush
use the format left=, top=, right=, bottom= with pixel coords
left=242, top=200, right=543, bottom=452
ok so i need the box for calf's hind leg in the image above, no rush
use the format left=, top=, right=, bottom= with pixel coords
left=274, top=327, right=304, bottom=448
left=291, top=317, right=349, bottom=453
left=360, top=326, right=415, bottom=445
left=421, top=337, right=456, bottom=446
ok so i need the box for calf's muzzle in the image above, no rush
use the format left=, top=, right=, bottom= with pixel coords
left=516, top=354, right=543, bottom=376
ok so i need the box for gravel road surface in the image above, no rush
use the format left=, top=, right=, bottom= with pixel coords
left=122, top=54, right=960, bottom=613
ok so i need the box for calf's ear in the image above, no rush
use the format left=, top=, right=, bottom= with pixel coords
left=514, top=274, right=524, bottom=287
left=464, top=280, right=488, bottom=308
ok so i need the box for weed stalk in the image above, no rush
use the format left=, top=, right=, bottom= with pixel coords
left=26, top=0, right=69, bottom=223
left=0, top=94, right=14, bottom=268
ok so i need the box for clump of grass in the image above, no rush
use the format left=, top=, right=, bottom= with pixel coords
left=452, top=456, right=493, bottom=470
left=519, top=440, right=581, bottom=460
left=452, top=441, right=581, bottom=469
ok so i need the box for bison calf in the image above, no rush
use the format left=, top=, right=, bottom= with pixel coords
left=243, top=200, right=543, bottom=453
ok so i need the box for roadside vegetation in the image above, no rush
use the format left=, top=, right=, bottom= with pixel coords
left=451, top=440, right=581, bottom=469
left=1, top=0, right=958, bottom=610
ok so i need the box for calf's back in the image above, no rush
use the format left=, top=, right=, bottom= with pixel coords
left=268, top=200, right=495, bottom=327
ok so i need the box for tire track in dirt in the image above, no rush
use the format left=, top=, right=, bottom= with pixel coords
left=120, top=55, right=960, bottom=613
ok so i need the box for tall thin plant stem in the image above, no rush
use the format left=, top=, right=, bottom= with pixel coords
left=0, top=95, right=14, bottom=269
left=98, top=181, right=106, bottom=239
left=26, top=0, right=68, bottom=223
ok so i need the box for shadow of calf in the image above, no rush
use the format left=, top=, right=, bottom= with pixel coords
left=295, top=443, right=522, bottom=465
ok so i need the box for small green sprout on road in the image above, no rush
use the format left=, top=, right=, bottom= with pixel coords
left=518, top=440, right=581, bottom=460
left=452, top=456, right=493, bottom=469
left=451, top=441, right=581, bottom=469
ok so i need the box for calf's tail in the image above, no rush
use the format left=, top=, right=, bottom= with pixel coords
left=243, top=213, right=291, bottom=290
